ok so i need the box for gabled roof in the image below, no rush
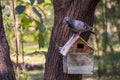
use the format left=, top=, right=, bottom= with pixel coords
left=60, top=35, right=94, bottom=56
left=76, top=36, right=94, bottom=51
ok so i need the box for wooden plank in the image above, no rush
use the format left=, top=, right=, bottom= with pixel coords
left=67, top=52, right=94, bottom=67
left=63, top=52, right=94, bottom=74
left=68, top=66, right=93, bottom=74
left=63, top=56, right=68, bottom=73
left=60, top=35, right=79, bottom=56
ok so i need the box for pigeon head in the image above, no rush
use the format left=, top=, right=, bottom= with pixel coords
left=64, top=16, right=74, bottom=28
left=64, top=16, right=71, bottom=22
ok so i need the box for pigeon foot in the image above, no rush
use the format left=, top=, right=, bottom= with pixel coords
left=74, top=33, right=80, bottom=37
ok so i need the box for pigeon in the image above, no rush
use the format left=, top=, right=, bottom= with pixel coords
left=64, top=16, right=95, bottom=35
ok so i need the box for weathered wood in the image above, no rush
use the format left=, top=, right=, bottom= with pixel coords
left=60, top=34, right=79, bottom=56
left=67, top=66, right=93, bottom=74
left=70, top=37, right=94, bottom=53
left=63, top=56, right=68, bottom=73
left=63, top=52, right=94, bottom=74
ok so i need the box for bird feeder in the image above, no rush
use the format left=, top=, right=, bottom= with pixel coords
left=60, top=35, right=94, bottom=74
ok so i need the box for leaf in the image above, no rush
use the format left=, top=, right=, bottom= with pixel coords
left=15, top=5, right=26, bottom=14
left=51, top=0, right=53, bottom=3
left=21, top=17, right=30, bottom=29
left=36, top=26, right=46, bottom=32
left=39, top=24, right=46, bottom=32
left=29, top=16, right=34, bottom=22
left=34, top=20, right=46, bottom=32
left=32, top=7, right=43, bottom=23
left=37, top=0, right=44, bottom=4
left=30, top=0, right=35, bottom=5
left=43, top=3, right=53, bottom=7
left=38, top=32, right=44, bottom=48
left=34, top=19, right=42, bottom=26
left=1, top=1, right=5, bottom=9
left=21, top=17, right=30, bottom=25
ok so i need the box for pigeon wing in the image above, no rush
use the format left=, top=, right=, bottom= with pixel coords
left=72, top=20, right=85, bottom=32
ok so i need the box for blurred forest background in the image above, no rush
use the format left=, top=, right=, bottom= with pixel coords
left=1, top=0, right=120, bottom=80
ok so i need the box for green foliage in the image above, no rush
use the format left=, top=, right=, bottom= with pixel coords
left=37, top=0, right=44, bottom=4
left=100, top=52, right=120, bottom=74
left=102, top=31, right=108, bottom=52
left=15, top=5, right=26, bottom=14
left=14, top=0, right=49, bottom=49
left=21, top=16, right=31, bottom=29
left=38, top=32, right=44, bottom=48
left=32, top=7, right=43, bottom=23
left=15, top=70, right=31, bottom=80
left=1, top=0, right=53, bottom=55
left=34, top=19, right=45, bottom=32
left=30, top=0, right=35, bottom=5
left=93, top=0, right=120, bottom=77
left=1, top=1, right=5, bottom=9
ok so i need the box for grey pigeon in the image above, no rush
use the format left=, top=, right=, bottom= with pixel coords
left=64, top=16, right=95, bottom=34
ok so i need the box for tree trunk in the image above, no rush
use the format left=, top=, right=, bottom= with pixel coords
left=0, top=3, right=16, bottom=80
left=44, top=0, right=100, bottom=80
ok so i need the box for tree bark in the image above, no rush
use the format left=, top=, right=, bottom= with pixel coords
left=0, top=3, right=16, bottom=80
left=44, top=0, right=100, bottom=80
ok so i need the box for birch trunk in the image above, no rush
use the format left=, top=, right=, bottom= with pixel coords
left=9, top=0, right=20, bottom=68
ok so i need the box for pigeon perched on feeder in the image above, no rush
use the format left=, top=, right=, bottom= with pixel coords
left=64, top=16, right=95, bottom=36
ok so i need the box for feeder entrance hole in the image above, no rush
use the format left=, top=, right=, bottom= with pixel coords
left=77, top=43, right=84, bottom=49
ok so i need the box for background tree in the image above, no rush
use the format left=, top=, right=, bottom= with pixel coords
left=44, top=0, right=100, bottom=80
left=93, top=0, right=120, bottom=76
left=0, top=2, right=16, bottom=80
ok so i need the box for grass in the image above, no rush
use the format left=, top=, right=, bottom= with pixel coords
left=28, top=70, right=44, bottom=80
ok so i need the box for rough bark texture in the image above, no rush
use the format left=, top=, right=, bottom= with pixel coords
left=44, top=0, right=100, bottom=80
left=0, top=4, right=16, bottom=80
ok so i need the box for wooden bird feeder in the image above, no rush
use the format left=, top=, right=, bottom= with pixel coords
left=60, top=35, right=94, bottom=74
